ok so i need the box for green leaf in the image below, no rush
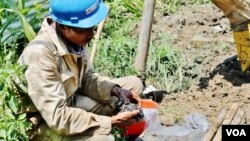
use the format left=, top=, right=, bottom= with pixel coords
left=0, top=130, right=6, bottom=139
left=18, top=14, right=36, bottom=41
left=17, top=83, right=27, bottom=93
left=4, top=109, right=16, bottom=119
left=18, top=113, right=26, bottom=120
left=23, top=121, right=31, bottom=129
left=8, top=127, right=17, bottom=140
left=0, top=83, right=4, bottom=91
left=8, top=96, right=18, bottom=113
left=4, top=0, right=36, bottom=41
left=18, top=0, right=25, bottom=11
left=18, top=64, right=27, bottom=72
left=7, top=124, right=14, bottom=137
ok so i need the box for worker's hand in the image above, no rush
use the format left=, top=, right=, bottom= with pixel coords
left=212, top=0, right=250, bottom=24
left=111, top=110, right=140, bottom=127
left=111, top=86, right=137, bottom=103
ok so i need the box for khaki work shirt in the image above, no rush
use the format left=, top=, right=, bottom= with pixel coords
left=18, top=17, right=116, bottom=136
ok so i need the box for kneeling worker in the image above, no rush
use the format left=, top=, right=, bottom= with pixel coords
left=18, top=0, right=144, bottom=140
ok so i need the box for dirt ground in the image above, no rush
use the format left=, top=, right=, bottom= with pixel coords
left=153, top=3, right=250, bottom=127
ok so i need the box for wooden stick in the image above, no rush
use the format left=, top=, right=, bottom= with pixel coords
left=90, top=5, right=110, bottom=65
left=223, top=103, right=239, bottom=124
left=231, top=108, right=245, bottom=124
left=134, top=0, right=156, bottom=77
left=213, top=103, right=239, bottom=141
left=202, top=108, right=227, bottom=141
left=240, top=114, right=247, bottom=124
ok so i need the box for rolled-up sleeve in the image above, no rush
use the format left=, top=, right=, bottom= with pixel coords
left=20, top=45, right=112, bottom=135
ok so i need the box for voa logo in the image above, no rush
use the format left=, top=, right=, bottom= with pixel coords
left=226, top=129, right=246, bottom=136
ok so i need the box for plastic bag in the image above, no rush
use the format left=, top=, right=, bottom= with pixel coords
left=138, top=110, right=209, bottom=141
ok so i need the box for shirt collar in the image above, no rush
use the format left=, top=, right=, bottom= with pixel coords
left=56, top=26, right=85, bottom=57
left=38, top=17, right=86, bottom=57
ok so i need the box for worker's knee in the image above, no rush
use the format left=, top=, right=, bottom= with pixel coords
left=126, top=76, right=144, bottom=95
left=111, top=75, right=143, bottom=95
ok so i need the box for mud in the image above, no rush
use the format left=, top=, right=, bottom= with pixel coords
left=154, top=3, right=250, bottom=126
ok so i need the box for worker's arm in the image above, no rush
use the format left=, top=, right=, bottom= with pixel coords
left=80, top=69, right=117, bottom=103
left=79, top=50, right=136, bottom=104
left=19, top=45, right=112, bottom=135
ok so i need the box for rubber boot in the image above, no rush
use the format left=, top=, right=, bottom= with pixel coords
left=233, top=24, right=250, bottom=71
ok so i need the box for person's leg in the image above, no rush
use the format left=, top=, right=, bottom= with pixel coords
left=69, top=94, right=118, bottom=116
left=212, top=0, right=250, bottom=71
left=31, top=123, right=115, bottom=141
left=212, top=0, right=250, bottom=25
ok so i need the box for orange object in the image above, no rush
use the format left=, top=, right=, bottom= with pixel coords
left=139, top=99, right=160, bottom=109
left=124, top=99, right=159, bottom=138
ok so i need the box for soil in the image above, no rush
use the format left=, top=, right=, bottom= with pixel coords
left=152, top=3, right=250, bottom=127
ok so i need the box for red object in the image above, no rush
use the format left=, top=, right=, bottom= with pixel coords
left=124, top=121, right=146, bottom=136
left=124, top=99, right=159, bottom=137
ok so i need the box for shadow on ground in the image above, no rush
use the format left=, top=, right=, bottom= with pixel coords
left=198, top=55, right=250, bottom=89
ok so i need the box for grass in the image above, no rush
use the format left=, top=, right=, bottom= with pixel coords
left=92, top=16, right=191, bottom=92
left=155, top=0, right=210, bottom=15
left=92, top=19, right=138, bottom=78
left=92, top=0, right=211, bottom=92
left=145, top=34, right=187, bottom=91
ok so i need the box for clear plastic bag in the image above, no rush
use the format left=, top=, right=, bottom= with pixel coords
left=138, top=110, right=209, bottom=141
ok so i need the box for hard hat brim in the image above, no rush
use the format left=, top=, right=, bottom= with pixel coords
left=51, top=2, right=109, bottom=28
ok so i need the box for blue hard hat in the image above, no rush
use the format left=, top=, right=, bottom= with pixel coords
left=50, top=0, right=108, bottom=28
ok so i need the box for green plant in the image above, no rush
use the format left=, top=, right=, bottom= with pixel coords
left=145, top=34, right=188, bottom=92
left=191, top=0, right=210, bottom=5
left=111, top=126, right=127, bottom=141
left=93, top=1, right=192, bottom=92
left=93, top=16, right=189, bottom=92
left=0, top=0, right=48, bottom=44
left=157, top=0, right=182, bottom=14
left=93, top=35, right=138, bottom=78
left=2, top=0, right=36, bottom=42
left=0, top=114, right=31, bottom=141
left=0, top=43, right=31, bottom=141
left=122, top=0, right=143, bottom=18
left=155, top=0, right=211, bottom=16
left=0, top=0, right=41, bottom=136
left=92, top=18, right=138, bottom=78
